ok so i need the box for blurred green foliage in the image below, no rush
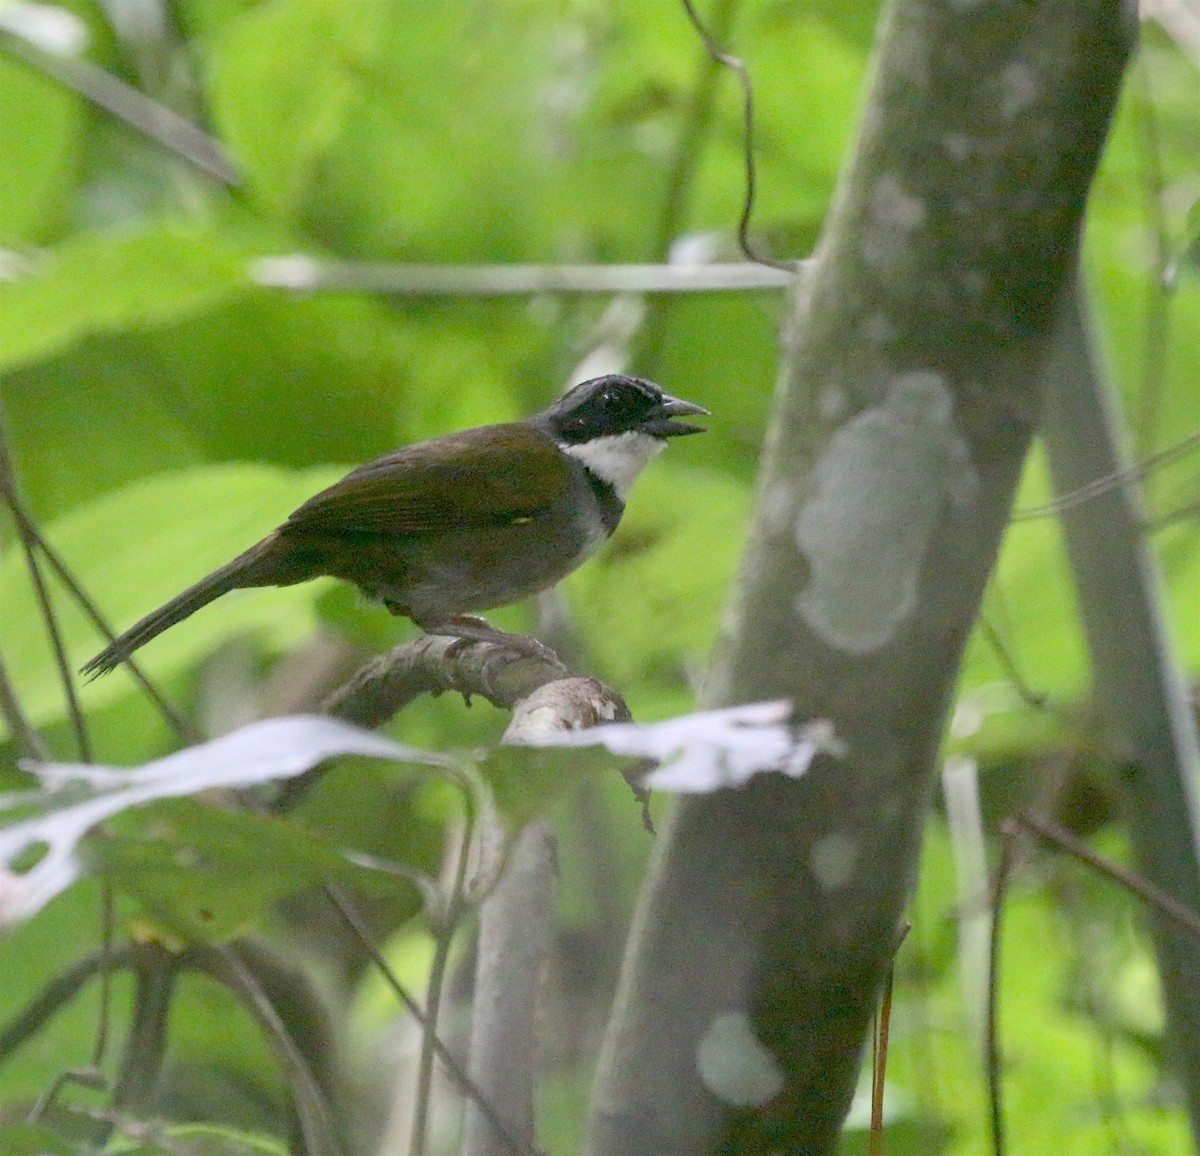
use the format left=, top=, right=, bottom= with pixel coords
left=1, top=0, right=1198, bottom=1152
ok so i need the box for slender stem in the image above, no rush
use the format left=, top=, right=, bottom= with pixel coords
left=322, top=886, right=537, bottom=1156
left=199, top=946, right=343, bottom=1156
left=411, top=818, right=474, bottom=1156
left=0, top=652, right=49, bottom=759
left=1007, top=812, right=1200, bottom=942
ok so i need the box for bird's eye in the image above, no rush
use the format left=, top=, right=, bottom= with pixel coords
left=599, top=387, right=645, bottom=419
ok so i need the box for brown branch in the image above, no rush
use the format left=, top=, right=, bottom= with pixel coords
left=1005, top=811, right=1200, bottom=942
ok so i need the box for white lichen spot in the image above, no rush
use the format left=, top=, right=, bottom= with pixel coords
left=955, top=267, right=990, bottom=297
left=810, top=832, right=859, bottom=892
left=697, top=1012, right=785, bottom=1108
left=817, top=386, right=850, bottom=422
left=941, top=132, right=976, bottom=163
left=1001, top=59, right=1039, bottom=120
left=794, top=371, right=978, bottom=654
left=862, top=174, right=926, bottom=271
left=860, top=311, right=899, bottom=347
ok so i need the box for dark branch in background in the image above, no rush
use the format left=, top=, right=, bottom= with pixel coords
left=676, top=0, right=792, bottom=272
left=1041, top=279, right=1200, bottom=1136
left=1012, top=425, right=1200, bottom=520
left=986, top=833, right=1016, bottom=1156
left=0, top=939, right=346, bottom=1156
left=324, top=884, right=540, bottom=1156
left=0, top=653, right=50, bottom=760
left=0, top=392, right=195, bottom=744
left=0, top=946, right=138, bottom=1066
left=0, top=399, right=91, bottom=762
left=197, top=946, right=343, bottom=1156
left=108, top=944, right=179, bottom=1119
left=1008, top=811, right=1200, bottom=943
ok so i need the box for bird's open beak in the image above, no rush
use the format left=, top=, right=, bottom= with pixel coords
left=646, top=394, right=710, bottom=437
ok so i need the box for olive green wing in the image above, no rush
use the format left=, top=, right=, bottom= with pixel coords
left=282, top=424, right=572, bottom=537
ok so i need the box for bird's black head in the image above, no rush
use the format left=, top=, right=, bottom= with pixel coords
left=534, top=375, right=709, bottom=446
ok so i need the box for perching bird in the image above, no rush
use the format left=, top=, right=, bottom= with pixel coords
left=82, top=374, right=708, bottom=677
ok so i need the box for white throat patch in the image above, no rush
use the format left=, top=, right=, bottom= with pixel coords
left=563, top=431, right=665, bottom=499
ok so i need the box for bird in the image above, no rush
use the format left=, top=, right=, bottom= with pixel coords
left=81, top=374, right=708, bottom=678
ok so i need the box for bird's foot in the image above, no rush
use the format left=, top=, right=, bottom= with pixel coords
left=423, top=616, right=566, bottom=670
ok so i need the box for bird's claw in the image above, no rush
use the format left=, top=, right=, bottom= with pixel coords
left=428, top=617, right=566, bottom=671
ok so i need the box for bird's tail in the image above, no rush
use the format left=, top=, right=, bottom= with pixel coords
left=81, top=535, right=286, bottom=679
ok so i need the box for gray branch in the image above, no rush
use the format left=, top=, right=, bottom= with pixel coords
left=461, top=820, right=557, bottom=1156
left=1042, top=280, right=1200, bottom=1133
left=252, top=257, right=797, bottom=297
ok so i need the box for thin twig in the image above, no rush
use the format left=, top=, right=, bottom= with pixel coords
left=986, top=833, right=1016, bottom=1156
left=871, top=923, right=909, bottom=1156
left=0, top=406, right=92, bottom=762
left=1005, top=811, right=1200, bottom=941
left=92, top=890, right=115, bottom=1070
left=0, top=386, right=193, bottom=744
left=0, top=652, right=50, bottom=759
left=322, top=885, right=538, bottom=1156
left=411, top=820, right=475, bottom=1156
left=253, top=256, right=794, bottom=296
left=676, top=0, right=794, bottom=271
left=199, top=946, right=343, bottom=1156
left=0, top=946, right=137, bottom=1065
left=978, top=617, right=1047, bottom=711
left=655, top=0, right=741, bottom=261
left=1011, top=426, right=1200, bottom=520
left=22, top=525, right=197, bottom=742
left=868, top=965, right=895, bottom=1156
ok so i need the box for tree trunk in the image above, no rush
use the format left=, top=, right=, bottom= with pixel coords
left=586, top=0, right=1133, bottom=1151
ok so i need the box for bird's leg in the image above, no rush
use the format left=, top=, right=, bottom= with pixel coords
left=421, top=615, right=565, bottom=669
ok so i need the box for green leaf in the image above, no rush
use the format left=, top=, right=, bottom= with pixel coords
left=0, top=463, right=344, bottom=729
left=0, top=1122, right=76, bottom=1155
left=2, top=715, right=445, bottom=931
left=4, top=280, right=418, bottom=519
left=206, top=0, right=386, bottom=218
left=0, top=54, right=81, bottom=243
left=0, top=225, right=247, bottom=374
left=91, top=798, right=415, bottom=943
